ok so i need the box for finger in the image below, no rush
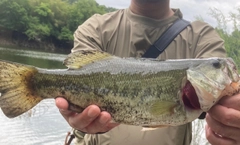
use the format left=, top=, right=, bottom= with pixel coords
left=205, top=125, right=236, bottom=145
left=55, top=98, right=118, bottom=133
left=208, top=104, right=240, bottom=128
left=55, top=97, right=68, bottom=110
left=84, top=111, right=115, bottom=133
left=218, top=94, right=240, bottom=110
left=68, top=105, right=101, bottom=130
left=55, top=97, right=76, bottom=117
left=206, top=113, right=239, bottom=140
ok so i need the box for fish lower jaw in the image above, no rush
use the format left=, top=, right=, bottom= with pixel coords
left=193, top=86, right=222, bottom=112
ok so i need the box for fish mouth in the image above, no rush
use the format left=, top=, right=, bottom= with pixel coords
left=182, top=81, right=201, bottom=110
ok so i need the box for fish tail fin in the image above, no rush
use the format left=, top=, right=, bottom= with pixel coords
left=0, top=60, right=42, bottom=118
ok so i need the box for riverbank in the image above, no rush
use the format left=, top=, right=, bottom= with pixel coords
left=0, top=28, right=72, bottom=53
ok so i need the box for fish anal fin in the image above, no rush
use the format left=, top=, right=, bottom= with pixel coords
left=68, top=101, right=85, bottom=113
left=63, top=50, right=113, bottom=69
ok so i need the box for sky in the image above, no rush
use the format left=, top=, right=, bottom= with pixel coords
left=95, top=0, right=240, bottom=32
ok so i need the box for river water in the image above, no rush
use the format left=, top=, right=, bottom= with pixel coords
left=0, top=47, right=72, bottom=145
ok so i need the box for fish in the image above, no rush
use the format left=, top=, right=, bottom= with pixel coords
left=0, top=50, right=239, bottom=127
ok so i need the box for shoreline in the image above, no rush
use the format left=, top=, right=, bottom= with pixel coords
left=0, top=28, right=72, bottom=54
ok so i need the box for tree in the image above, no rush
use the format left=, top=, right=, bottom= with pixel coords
left=26, top=0, right=70, bottom=41
left=209, top=7, right=240, bottom=70
left=0, top=0, right=30, bottom=31
left=0, top=0, right=118, bottom=49
left=67, top=0, right=106, bottom=32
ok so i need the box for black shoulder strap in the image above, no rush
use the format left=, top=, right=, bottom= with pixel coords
left=142, top=19, right=190, bottom=58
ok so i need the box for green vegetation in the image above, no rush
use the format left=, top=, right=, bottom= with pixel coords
left=208, top=7, right=240, bottom=70
left=0, top=0, right=117, bottom=49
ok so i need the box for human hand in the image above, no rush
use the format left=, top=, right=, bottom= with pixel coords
left=205, top=94, right=240, bottom=145
left=55, top=97, right=119, bottom=134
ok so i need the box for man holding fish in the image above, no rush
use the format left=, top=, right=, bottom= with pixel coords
left=55, top=0, right=240, bottom=144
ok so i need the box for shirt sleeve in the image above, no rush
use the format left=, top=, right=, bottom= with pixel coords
left=73, top=129, right=109, bottom=145
left=191, top=21, right=226, bottom=58
left=71, top=14, right=103, bottom=53
left=73, top=130, right=86, bottom=145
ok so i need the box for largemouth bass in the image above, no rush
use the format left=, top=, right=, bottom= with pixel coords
left=0, top=50, right=239, bottom=127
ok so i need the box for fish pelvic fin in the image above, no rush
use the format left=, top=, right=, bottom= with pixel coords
left=149, top=101, right=177, bottom=116
left=63, top=50, right=113, bottom=69
left=141, top=125, right=169, bottom=131
left=0, top=60, right=42, bottom=118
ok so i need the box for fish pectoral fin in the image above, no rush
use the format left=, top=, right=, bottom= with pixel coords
left=141, top=125, right=169, bottom=131
left=149, top=101, right=177, bottom=116
left=63, top=50, right=113, bottom=69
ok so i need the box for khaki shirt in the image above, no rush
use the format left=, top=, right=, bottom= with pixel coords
left=72, top=8, right=226, bottom=145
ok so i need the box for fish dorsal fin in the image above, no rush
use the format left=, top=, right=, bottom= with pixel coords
left=63, top=50, right=112, bottom=69
left=149, top=100, right=177, bottom=116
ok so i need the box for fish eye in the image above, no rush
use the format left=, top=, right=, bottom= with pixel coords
left=212, top=60, right=221, bottom=69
